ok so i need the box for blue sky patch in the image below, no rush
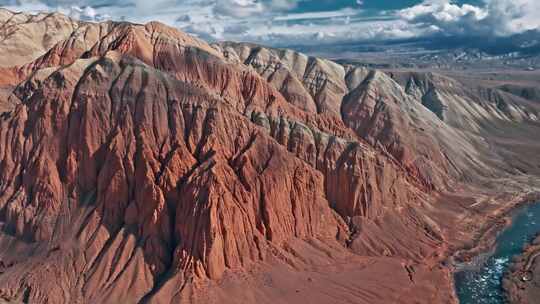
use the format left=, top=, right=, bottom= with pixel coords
left=1, top=0, right=538, bottom=46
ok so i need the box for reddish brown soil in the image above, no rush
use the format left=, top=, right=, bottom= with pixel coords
left=0, top=9, right=539, bottom=304
left=504, top=232, right=540, bottom=304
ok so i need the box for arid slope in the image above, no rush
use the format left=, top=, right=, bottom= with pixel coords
left=0, top=10, right=539, bottom=304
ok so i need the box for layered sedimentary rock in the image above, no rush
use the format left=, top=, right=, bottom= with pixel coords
left=0, top=10, right=539, bottom=304
left=0, top=9, right=82, bottom=67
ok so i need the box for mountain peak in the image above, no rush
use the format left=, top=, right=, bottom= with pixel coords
left=0, top=10, right=539, bottom=304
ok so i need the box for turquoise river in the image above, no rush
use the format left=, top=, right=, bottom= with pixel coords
left=455, top=202, right=540, bottom=304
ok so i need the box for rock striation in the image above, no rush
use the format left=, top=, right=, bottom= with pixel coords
left=0, top=10, right=539, bottom=304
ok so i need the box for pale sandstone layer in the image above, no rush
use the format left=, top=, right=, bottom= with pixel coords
left=0, top=10, right=539, bottom=304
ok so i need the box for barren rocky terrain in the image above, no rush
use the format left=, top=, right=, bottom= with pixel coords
left=0, top=9, right=539, bottom=304
left=504, top=234, right=540, bottom=303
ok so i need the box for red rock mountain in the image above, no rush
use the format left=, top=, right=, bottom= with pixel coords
left=0, top=9, right=539, bottom=304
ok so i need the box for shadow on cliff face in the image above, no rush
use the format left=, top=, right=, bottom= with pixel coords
left=0, top=46, right=438, bottom=303
left=0, top=53, right=348, bottom=303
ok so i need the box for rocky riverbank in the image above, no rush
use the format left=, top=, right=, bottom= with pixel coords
left=452, top=193, right=540, bottom=304
left=452, top=192, right=540, bottom=267
left=504, top=234, right=540, bottom=303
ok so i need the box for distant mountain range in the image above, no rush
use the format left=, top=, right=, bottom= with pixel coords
left=295, top=30, right=540, bottom=69
left=1, top=8, right=540, bottom=304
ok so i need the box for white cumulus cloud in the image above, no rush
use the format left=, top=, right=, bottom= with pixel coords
left=398, top=0, right=540, bottom=37
left=1, top=0, right=539, bottom=46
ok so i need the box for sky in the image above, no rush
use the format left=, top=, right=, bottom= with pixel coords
left=1, top=0, right=540, bottom=46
